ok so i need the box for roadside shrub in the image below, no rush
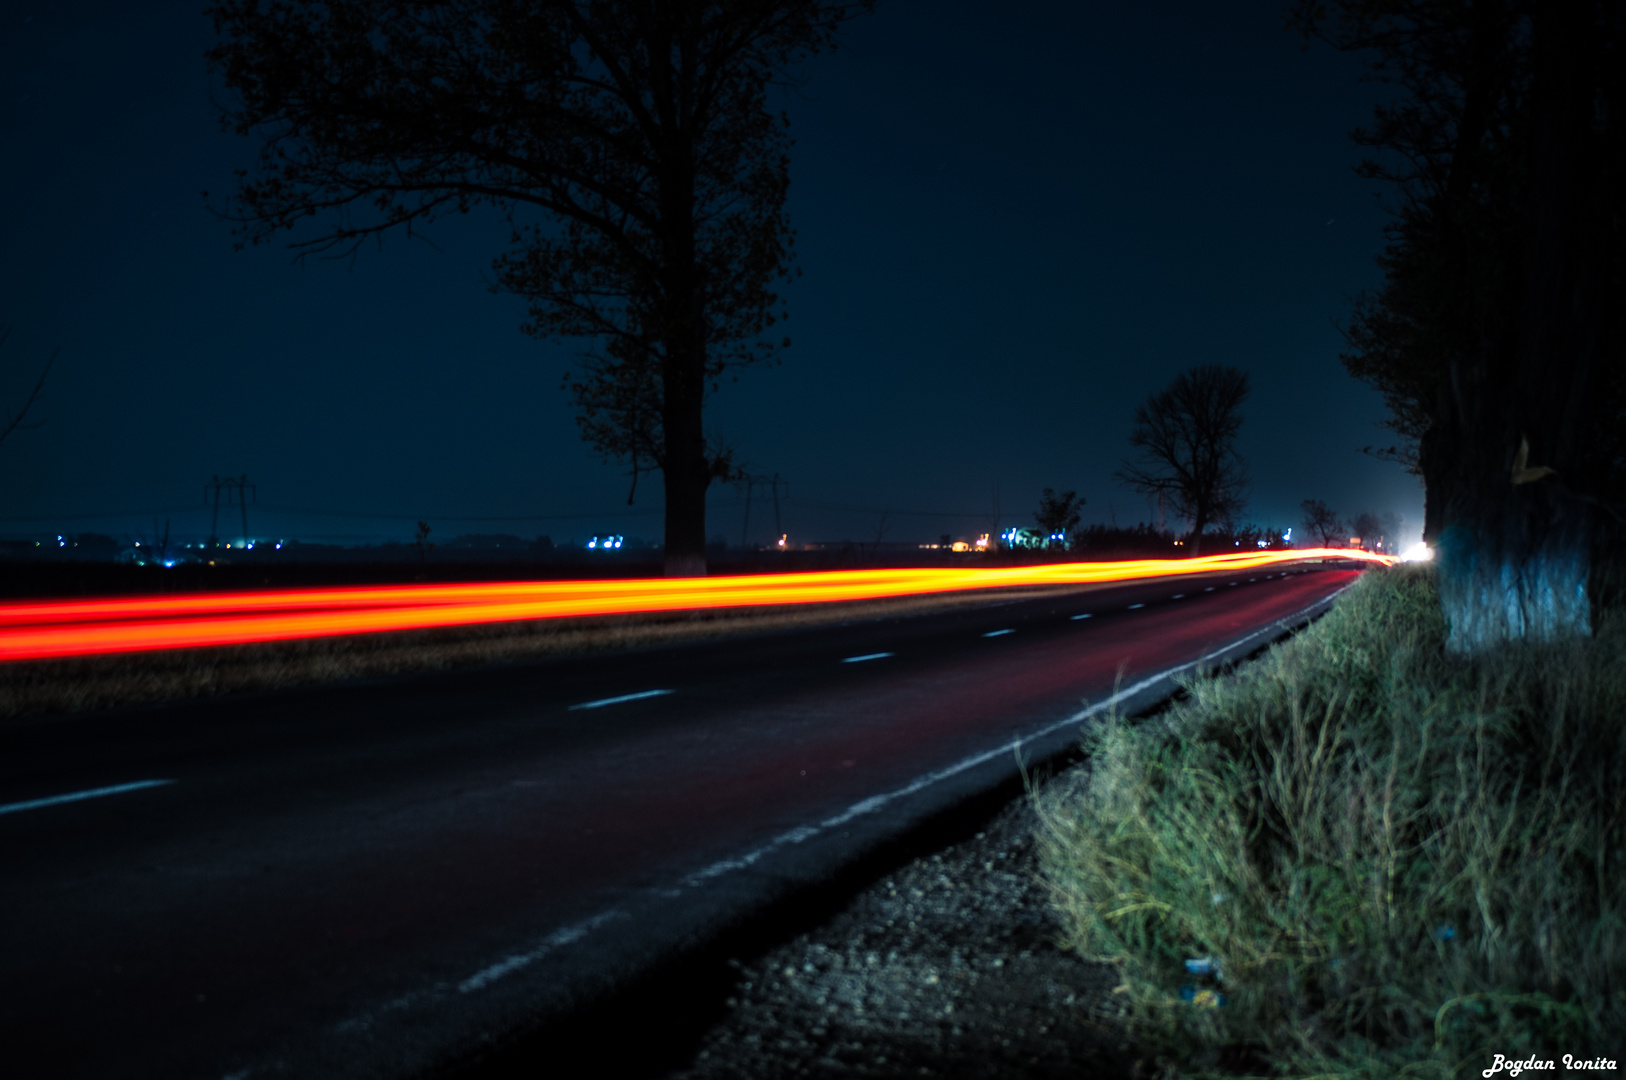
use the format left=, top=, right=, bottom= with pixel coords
left=1035, top=566, right=1626, bottom=1077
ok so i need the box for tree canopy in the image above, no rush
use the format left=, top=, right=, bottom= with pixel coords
left=1301, top=498, right=1345, bottom=547
left=1116, top=365, right=1250, bottom=557
left=207, top=0, right=875, bottom=574
left=1033, top=487, right=1084, bottom=544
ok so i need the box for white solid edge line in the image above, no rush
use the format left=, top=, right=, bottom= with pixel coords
left=982, top=629, right=1015, bottom=638
left=1070, top=613, right=1092, bottom=620
left=842, top=652, right=895, bottom=664
left=568, top=689, right=673, bottom=711
left=458, top=909, right=629, bottom=994
left=677, top=585, right=1353, bottom=892
left=0, top=779, right=175, bottom=817
left=436, top=583, right=1353, bottom=1003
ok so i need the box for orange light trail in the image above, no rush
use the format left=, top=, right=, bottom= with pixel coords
left=0, top=549, right=1393, bottom=663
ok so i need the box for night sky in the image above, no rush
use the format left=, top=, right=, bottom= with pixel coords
left=0, top=1, right=1422, bottom=551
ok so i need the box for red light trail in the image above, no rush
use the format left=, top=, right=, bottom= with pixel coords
left=0, top=549, right=1393, bottom=662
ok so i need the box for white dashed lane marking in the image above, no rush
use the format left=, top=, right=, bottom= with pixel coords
left=311, top=582, right=1359, bottom=1049
left=1127, top=603, right=1145, bottom=610
left=1172, top=594, right=1185, bottom=599
left=1070, top=613, right=1092, bottom=620
left=982, top=629, right=1015, bottom=638
left=0, top=779, right=175, bottom=817
left=842, top=652, right=894, bottom=664
left=568, top=689, right=673, bottom=711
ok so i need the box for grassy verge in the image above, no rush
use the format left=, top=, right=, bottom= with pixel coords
left=1035, top=565, right=1625, bottom=1077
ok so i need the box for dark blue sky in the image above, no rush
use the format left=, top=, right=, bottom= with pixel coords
left=0, top=1, right=1420, bottom=549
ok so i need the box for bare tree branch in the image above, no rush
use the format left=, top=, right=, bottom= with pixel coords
left=0, top=325, right=55, bottom=448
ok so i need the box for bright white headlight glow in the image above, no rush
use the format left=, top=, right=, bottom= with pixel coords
left=1401, top=542, right=1433, bottom=562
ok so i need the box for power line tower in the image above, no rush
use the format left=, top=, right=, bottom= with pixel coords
left=205, top=474, right=256, bottom=547
left=738, top=473, right=787, bottom=549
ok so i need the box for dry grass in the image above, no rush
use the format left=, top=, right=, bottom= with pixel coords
left=0, top=580, right=1138, bottom=724
left=1035, top=565, right=1626, bottom=1078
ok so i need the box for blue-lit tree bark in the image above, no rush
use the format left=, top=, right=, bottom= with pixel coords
left=1295, top=0, right=1625, bottom=654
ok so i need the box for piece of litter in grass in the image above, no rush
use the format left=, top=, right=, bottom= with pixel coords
left=1183, top=957, right=1218, bottom=976
left=1179, top=985, right=1226, bottom=1008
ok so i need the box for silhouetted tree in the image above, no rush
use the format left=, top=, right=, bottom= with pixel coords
left=207, top=0, right=874, bottom=576
left=1301, top=498, right=1345, bottom=547
left=1293, top=0, right=1626, bottom=652
left=0, top=324, right=54, bottom=450
left=1033, top=487, right=1084, bottom=547
left=1116, top=365, right=1250, bottom=557
left=1351, top=509, right=1384, bottom=548
left=1379, top=509, right=1404, bottom=551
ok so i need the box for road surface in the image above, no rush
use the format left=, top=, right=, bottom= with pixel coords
left=0, top=564, right=1364, bottom=1079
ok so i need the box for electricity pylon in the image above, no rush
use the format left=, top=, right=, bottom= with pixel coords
left=739, top=473, right=786, bottom=549
left=205, top=474, right=256, bottom=547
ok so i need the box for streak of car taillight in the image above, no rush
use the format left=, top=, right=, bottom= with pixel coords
left=0, top=548, right=1393, bottom=661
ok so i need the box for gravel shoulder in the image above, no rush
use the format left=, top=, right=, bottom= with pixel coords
left=665, top=787, right=1139, bottom=1080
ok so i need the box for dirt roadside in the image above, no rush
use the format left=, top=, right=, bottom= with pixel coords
left=663, top=785, right=1138, bottom=1080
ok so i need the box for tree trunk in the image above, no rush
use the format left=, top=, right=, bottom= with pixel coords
left=1432, top=480, right=1593, bottom=655
left=658, top=136, right=711, bottom=578
left=661, top=311, right=709, bottom=576
left=1424, top=0, right=1604, bottom=655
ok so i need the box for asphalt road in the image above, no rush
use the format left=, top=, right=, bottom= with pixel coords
left=0, top=564, right=1365, bottom=1079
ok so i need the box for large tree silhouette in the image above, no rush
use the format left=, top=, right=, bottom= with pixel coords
left=1116, top=365, right=1250, bottom=558
left=207, top=0, right=874, bottom=575
left=1295, top=0, right=1626, bottom=653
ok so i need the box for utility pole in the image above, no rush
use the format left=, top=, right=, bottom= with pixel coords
left=739, top=473, right=788, bottom=550
left=769, top=473, right=784, bottom=544
left=204, top=474, right=257, bottom=547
